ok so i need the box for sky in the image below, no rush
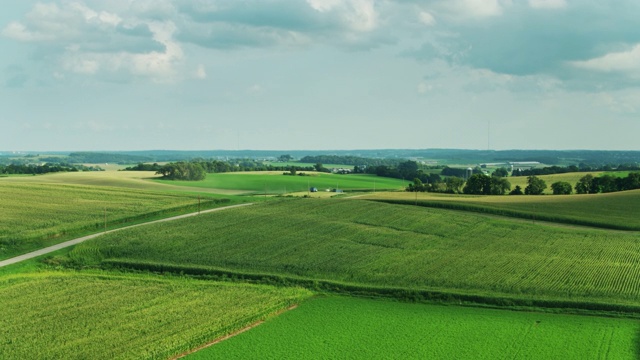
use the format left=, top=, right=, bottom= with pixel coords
left=1, top=0, right=639, bottom=152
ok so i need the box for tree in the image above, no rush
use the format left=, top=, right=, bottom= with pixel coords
left=551, top=181, right=572, bottom=195
left=278, top=154, right=292, bottom=162
left=463, top=174, right=489, bottom=195
left=445, top=176, right=464, bottom=194
left=313, top=163, right=328, bottom=172
left=575, top=174, right=594, bottom=194
left=493, top=167, right=509, bottom=177
left=524, top=176, right=547, bottom=195
left=509, top=185, right=524, bottom=195
left=489, top=177, right=511, bottom=195
left=397, top=161, right=419, bottom=180
left=407, top=178, right=426, bottom=192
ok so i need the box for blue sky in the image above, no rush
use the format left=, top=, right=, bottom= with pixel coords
left=1, top=0, right=639, bottom=151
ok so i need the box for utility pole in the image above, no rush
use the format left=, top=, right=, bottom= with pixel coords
left=198, top=195, right=201, bottom=214
left=104, top=207, right=107, bottom=233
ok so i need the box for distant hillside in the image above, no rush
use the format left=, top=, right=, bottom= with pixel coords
left=2, top=149, right=640, bottom=166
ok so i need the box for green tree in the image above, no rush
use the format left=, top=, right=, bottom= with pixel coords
left=313, top=163, right=328, bottom=172
left=575, top=174, right=594, bottom=194
left=509, top=185, right=524, bottom=195
left=524, top=176, right=547, bottom=195
left=551, top=181, right=572, bottom=195
left=493, top=167, right=509, bottom=177
left=489, top=177, right=511, bottom=195
left=462, top=174, right=490, bottom=194
left=445, top=176, right=464, bottom=194
left=407, top=178, right=426, bottom=192
left=278, top=154, right=293, bottom=162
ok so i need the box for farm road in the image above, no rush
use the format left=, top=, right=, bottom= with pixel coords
left=0, top=203, right=254, bottom=268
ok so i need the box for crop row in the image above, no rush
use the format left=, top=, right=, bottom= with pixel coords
left=71, top=198, right=640, bottom=308
left=0, top=182, right=229, bottom=260
left=365, top=189, right=640, bottom=230
left=0, top=272, right=311, bottom=360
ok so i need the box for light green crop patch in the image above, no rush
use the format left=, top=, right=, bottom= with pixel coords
left=0, top=272, right=311, bottom=360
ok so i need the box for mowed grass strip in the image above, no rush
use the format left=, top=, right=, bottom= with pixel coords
left=72, top=199, right=640, bottom=306
left=191, top=296, right=639, bottom=360
left=0, top=272, right=311, bottom=360
left=0, top=182, right=227, bottom=260
left=154, top=172, right=405, bottom=194
left=363, top=189, right=640, bottom=230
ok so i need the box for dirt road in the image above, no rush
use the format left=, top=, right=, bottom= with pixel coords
left=0, top=203, right=253, bottom=268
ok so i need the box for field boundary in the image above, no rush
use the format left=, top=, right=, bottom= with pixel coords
left=0, top=203, right=253, bottom=268
left=102, top=259, right=640, bottom=318
left=369, top=199, right=640, bottom=231
left=171, top=304, right=298, bottom=359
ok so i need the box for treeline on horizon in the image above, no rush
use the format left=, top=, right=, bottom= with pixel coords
left=0, top=163, right=103, bottom=175
left=142, top=159, right=324, bottom=181
left=4, top=149, right=640, bottom=166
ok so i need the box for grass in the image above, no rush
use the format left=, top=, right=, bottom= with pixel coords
left=362, top=189, right=640, bottom=230
left=0, top=271, right=311, bottom=360
left=154, top=172, right=405, bottom=194
left=70, top=199, right=640, bottom=310
left=192, top=296, right=639, bottom=360
left=0, top=181, right=234, bottom=260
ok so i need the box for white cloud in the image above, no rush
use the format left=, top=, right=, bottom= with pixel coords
left=2, top=22, right=50, bottom=41
left=307, top=0, right=343, bottom=12
left=570, top=44, right=640, bottom=77
left=195, top=64, right=207, bottom=79
left=418, top=11, right=436, bottom=26
left=247, top=84, right=262, bottom=93
left=307, top=0, right=378, bottom=32
left=439, top=0, right=508, bottom=20
left=528, top=0, right=567, bottom=9
left=4, top=2, right=183, bottom=82
left=417, top=81, right=432, bottom=93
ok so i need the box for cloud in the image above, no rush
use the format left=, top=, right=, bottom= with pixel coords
left=194, top=64, right=207, bottom=79
left=570, top=44, right=640, bottom=77
left=418, top=11, right=436, bottom=26
left=406, top=1, right=640, bottom=89
left=2, top=1, right=182, bottom=82
left=247, top=84, right=262, bottom=93
left=528, top=0, right=567, bottom=9
left=177, top=0, right=383, bottom=50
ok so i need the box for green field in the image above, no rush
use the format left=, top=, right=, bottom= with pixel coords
left=0, top=170, right=249, bottom=195
left=363, top=189, right=640, bottom=230
left=193, top=296, right=639, bottom=359
left=0, top=181, right=232, bottom=260
left=71, top=199, right=640, bottom=309
left=154, top=172, right=405, bottom=194
left=0, top=271, right=311, bottom=360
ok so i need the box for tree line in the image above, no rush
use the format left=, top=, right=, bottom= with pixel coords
left=512, top=163, right=640, bottom=177
left=152, top=159, right=321, bottom=181
left=0, top=163, right=103, bottom=175
left=574, top=173, right=640, bottom=194
left=299, top=155, right=401, bottom=167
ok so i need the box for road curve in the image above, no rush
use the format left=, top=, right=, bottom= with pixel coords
left=0, top=203, right=254, bottom=269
